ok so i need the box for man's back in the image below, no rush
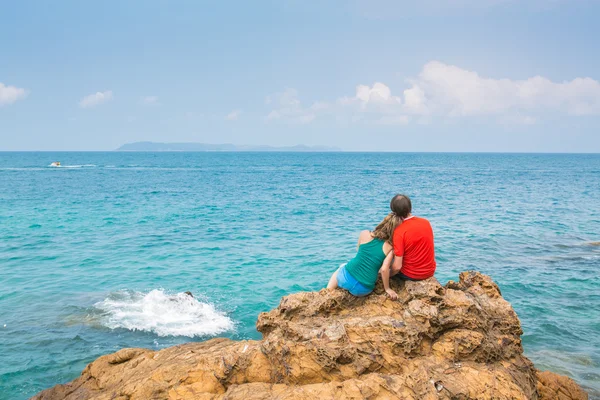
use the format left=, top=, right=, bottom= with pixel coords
left=392, top=216, right=436, bottom=280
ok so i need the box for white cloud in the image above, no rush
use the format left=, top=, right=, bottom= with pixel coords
left=403, top=85, right=428, bottom=114
left=141, top=96, right=159, bottom=106
left=265, top=88, right=323, bottom=124
left=79, top=90, right=113, bottom=108
left=266, top=83, right=405, bottom=125
left=406, top=61, right=600, bottom=117
left=340, top=82, right=408, bottom=121
left=0, top=82, right=28, bottom=106
left=265, top=61, right=600, bottom=125
left=296, top=114, right=316, bottom=124
left=355, top=82, right=402, bottom=106
left=226, top=109, right=241, bottom=120
left=266, top=110, right=280, bottom=120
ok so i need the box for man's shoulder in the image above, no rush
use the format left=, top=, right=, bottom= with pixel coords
left=415, top=216, right=433, bottom=226
left=405, top=216, right=432, bottom=229
left=396, top=216, right=430, bottom=232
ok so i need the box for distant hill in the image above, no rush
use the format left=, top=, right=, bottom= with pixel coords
left=116, top=142, right=341, bottom=152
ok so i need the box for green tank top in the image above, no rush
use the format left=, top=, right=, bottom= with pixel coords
left=345, top=238, right=387, bottom=289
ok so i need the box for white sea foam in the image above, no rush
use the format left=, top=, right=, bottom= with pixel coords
left=94, top=289, right=234, bottom=337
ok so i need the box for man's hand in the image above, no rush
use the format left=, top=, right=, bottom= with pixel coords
left=385, top=288, right=398, bottom=300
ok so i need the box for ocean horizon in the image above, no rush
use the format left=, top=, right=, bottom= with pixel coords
left=1, top=151, right=599, bottom=398
left=3, top=150, right=600, bottom=154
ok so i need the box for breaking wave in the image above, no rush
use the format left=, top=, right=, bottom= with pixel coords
left=93, top=289, right=234, bottom=337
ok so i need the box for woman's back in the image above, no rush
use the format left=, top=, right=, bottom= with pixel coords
left=345, top=237, right=387, bottom=289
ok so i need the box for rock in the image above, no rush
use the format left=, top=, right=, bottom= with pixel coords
left=32, top=271, right=588, bottom=400
left=537, top=371, right=589, bottom=400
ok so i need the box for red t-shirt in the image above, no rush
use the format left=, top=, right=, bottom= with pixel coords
left=393, top=216, right=436, bottom=280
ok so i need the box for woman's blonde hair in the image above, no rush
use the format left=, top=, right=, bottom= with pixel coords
left=371, top=212, right=399, bottom=244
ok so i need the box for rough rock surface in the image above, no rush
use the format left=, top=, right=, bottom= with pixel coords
left=33, top=271, right=588, bottom=400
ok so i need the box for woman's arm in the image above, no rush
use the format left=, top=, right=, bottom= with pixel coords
left=380, top=251, right=398, bottom=300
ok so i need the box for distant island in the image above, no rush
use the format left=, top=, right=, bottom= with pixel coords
left=116, top=142, right=341, bottom=152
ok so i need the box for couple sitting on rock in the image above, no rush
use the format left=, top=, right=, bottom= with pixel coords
left=327, top=194, right=436, bottom=300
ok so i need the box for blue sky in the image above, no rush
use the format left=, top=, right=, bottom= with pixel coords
left=1, top=0, right=599, bottom=152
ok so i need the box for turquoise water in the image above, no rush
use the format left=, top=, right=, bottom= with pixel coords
left=0, top=152, right=599, bottom=399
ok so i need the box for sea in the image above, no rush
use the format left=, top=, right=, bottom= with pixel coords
left=0, top=152, right=599, bottom=399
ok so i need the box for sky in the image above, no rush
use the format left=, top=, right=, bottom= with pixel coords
left=1, top=0, right=600, bottom=152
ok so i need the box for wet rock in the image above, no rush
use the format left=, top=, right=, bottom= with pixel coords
left=33, top=271, right=588, bottom=400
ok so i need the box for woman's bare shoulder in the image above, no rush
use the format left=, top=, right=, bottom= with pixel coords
left=358, top=230, right=373, bottom=244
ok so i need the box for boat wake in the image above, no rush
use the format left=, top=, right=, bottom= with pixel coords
left=93, top=289, right=234, bottom=337
left=48, top=163, right=97, bottom=168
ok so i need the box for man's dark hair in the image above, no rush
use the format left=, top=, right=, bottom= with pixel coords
left=390, top=194, right=412, bottom=219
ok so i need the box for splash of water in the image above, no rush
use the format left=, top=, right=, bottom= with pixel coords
left=93, top=289, right=234, bottom=337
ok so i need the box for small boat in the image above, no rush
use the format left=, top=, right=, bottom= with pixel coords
left=50, top=161, right=61, bottom=167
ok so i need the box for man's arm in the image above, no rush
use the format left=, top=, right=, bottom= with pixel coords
left=391, top=228, right=404, bottom=276
left=391, top=255, right=403, bottom=276
left=380, top=251, right=398, bottom=300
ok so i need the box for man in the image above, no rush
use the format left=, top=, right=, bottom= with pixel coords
left=389, top=194, right=436, bottom=281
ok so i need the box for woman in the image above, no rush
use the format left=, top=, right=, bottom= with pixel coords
left=327, top=213, right=400, bottom=299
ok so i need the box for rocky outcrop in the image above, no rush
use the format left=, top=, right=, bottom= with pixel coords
left=537, top=371, right=589, bottom=400
left=33, top=271, right=588, bottom=400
